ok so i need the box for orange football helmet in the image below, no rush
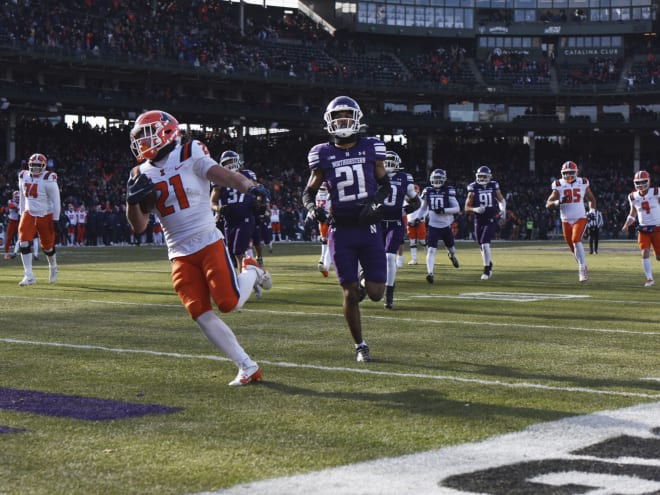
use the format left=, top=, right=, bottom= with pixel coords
left=634, top=170, right=651, bottom=192
left=28, top=153, right=47, bottom=175
left=130, top=110, right=180, bottom=162
left=561, top=161, right=578, bottom=183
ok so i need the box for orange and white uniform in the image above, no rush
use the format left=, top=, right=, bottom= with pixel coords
left=628, top=186, right=660, bottom=253
left=18, top=169, right=61, bottom=251
left=64, top=204, right=77, bottom=244
left=76, top=205, right=87, bottom=245
left=132, top=139, right=240, bottom=318
left=315, top=187, right=331, bottom=241
left=552, top=176, right=590, bottom=249
left=405, top=184, right=426, bottom=264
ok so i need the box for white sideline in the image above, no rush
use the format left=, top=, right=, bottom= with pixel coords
left=204, top=401, right=660, bottom=495
left=1, top=337, right=659, bottom=400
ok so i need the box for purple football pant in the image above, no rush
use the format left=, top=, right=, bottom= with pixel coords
left=329, top=224, right=386, bottom=286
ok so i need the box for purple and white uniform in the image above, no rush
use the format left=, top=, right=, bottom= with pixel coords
left=308, top=137, right=387, bottom=285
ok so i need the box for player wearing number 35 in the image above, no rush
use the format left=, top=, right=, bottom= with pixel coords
left=125, top=110, right=271, bottom=387
left=545, top=160, right=597, bottom=283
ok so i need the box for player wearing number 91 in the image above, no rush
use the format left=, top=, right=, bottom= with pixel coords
left=302, top=95, right=392, bottom=363
left=465, top=165, right=507, bottom=281
left=545, top=160, right=597, bottom=283
left=126, top=110, right=271, bottom=387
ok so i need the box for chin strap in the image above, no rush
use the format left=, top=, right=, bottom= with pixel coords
left=330, top=134, right=358, bottom=146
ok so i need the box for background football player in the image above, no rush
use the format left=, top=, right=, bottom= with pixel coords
left=17, top=153, right=61, bottom=285
left=380, top=150, right=420, bottom=308
left=545, top=160, right=597, bottom=282
left=417, top=168, right=460, bottom=284
left=465, top=165, right=506, bottom=280
left=621, top=170, right=660, bottom=287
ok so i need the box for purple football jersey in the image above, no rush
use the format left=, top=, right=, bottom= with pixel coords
left=308, top=137, right=386, bottom=219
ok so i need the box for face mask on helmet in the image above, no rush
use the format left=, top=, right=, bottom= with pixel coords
left=130, top=110, right=180, bottom=162
left=324, top=96, right=363, bottom=139
left=430, top=169, right=447, bottom=188
left=634, top=170, right=651, bottom=192
left=561, top=161, right=578, bottom=183
left=476, top=166, right=491, bottom=185
left=384, top=151, right=402, bottom=174
left=28, top=153, right=47, bottom=175
left=220, top=150, right=242, bottom=171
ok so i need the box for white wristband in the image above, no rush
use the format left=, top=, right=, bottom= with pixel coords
left=553, top=200, right=560, bottom=207
left=627, top=215, right=636, bottom=223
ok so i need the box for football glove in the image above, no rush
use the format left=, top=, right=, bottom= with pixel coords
left=126, top=173, right=154, bottom=205
left=53, top=221, right=62, bottom=235
left=308, top=206, right=327, bottom=223
left=359, top=200, right=383, bottom=225
left=473, top=206, right=486, bottom=214
left=434, top=206, right=445, bottom=214
left=560, top=195, right=570, bottom=204
left=247, top=184, right=270, bottom=202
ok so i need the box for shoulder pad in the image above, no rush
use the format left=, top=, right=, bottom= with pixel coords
left=553, top=179, right=561, bottom=187
left=629, top=192, right=635, bottom=200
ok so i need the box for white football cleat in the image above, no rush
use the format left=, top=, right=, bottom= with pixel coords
left=644, top=278, right=654, bottom=287
left=228, top=364, right=262, bottom=386
left=579, top=267, right=588, bottom=282
left=49, top=265, right=58, bottom=284
left=408, top=260, right=418, bottom=265
left=19, top=275, right=36, bottom=286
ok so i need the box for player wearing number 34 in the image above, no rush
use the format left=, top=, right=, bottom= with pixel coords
left=545, top=160, right=597, bottom=283
left=126, top=110, right=271, bottom=387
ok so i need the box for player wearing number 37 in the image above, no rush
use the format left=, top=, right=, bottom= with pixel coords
left=545, top=160, right=597, bottom=283
left=126, top=110, right=271, bottom=387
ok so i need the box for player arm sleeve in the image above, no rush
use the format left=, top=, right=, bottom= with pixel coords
left=47, top=181, right=61, bottom=220
left=445, top=196, right=460, bottom=215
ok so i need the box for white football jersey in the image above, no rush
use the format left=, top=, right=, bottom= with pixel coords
left=65, top=208, right=78, bottom=226
left=18, top=170, right=61, bottom=219
left=77, top=208, right=87, bottom=224
left=135, top=139, right=221, bottom=259
left=551, top=177, right=590, bottom=223
left=315, top=189, right=331, bottom=214
left=629, top=187, right=660, bottom=226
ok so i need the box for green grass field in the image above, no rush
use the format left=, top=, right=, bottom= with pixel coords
left=1, top=240, right=659, bottom=494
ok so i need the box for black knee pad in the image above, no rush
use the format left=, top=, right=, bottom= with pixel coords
left=43, top=247, right=56, bottom=257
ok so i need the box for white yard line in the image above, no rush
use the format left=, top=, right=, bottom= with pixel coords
left=1, top=338, right=659, bottom=400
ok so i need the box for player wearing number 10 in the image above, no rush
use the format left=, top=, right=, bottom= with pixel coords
left=545, top=160, right=597, bottom=283
left=125, top=110, right=271, bottom=387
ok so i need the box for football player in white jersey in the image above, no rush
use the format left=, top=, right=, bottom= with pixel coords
left=621, top=170, right=660, bottom=287
left=314, top=181, right=332, bottom=277
left=125, top=110, right=271, bottom=386
left=545, top=160, right=597, bottom=282
left=17, top=153, right=62, bottom=285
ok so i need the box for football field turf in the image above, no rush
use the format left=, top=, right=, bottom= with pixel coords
left=1, top=240, right=658, bottom=494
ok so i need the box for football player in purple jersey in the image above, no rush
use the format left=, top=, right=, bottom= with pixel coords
left=417, top=168, right=461, bottom=285
left=381, top=150, right=420, bottom=309
left=302, top=96, right=392, bottom=362
left=210, top=150, right=258, bottom=270
left=465, top=165, right=506, bottom=280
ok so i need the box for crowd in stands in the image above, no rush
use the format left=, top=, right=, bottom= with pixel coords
left=1, top=0, right=628, bottom=94
left=0, top=117, right=653, bottom=249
